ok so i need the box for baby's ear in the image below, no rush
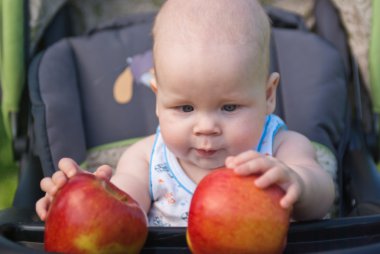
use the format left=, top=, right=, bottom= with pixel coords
left=149, top=69, right=159, bottom=117
left=266, top=72, right=280, bottom=114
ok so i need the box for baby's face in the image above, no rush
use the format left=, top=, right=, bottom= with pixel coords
left=154, top=44, right=271, bottom=170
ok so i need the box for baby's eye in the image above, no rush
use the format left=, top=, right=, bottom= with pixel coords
left=222, top=104, right=238, bottom=112
left=180, top=105, right=194, bottom=112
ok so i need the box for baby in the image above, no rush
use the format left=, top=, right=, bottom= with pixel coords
left=36, top=0, right=335, bottom=226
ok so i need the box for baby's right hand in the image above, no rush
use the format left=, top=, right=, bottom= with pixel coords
left=35, top=158, right=113, bottom=221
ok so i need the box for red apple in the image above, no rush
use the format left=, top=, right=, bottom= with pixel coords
left=44, top=173, right=148, bottom=254
left=187, top=168, right=290, bottom=254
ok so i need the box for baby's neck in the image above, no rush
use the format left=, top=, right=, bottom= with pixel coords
left=178, top=160, right=212, bottom=184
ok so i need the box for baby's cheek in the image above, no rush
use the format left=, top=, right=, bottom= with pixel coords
left=228, top=130, right=260, bottom=154
left=161, top=130, right=189, bottom=155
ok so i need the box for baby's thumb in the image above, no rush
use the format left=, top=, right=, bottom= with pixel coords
left=94, top=165, right=113, bottom=180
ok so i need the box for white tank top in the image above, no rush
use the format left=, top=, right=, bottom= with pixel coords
left=148, top=114, right=286, bottom=226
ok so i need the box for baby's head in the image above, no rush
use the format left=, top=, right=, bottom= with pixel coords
left=152, top=0, right=273, bottom=87
left=151, top=0, right=280, bottom=170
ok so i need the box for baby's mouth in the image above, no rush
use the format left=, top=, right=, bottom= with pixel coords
left=195, top=149, right=217, bottom=157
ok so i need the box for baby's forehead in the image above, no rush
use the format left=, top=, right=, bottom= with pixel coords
left=153, top=0, right=270, bottom=47
left=154, top=42, right=268, bottom=88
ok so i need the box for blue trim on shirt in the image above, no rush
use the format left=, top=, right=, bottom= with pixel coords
left=256, top=115, right=271, bottom=152
left=163, top=146, right=194, bottom=195
left=149, top=127, right=160, bottom=200
left=270, top=116, right=287, bottom=151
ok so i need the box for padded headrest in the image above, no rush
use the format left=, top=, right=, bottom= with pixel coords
left=29, top=13, right=158, bottom=175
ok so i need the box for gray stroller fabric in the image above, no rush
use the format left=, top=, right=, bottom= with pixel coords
left=29, top=13, right=158, bottom=175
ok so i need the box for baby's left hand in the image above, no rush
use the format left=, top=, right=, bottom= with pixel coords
left=225, top=150, right=305, bottom=210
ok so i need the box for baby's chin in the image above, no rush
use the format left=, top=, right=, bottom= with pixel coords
left=195, top=159, right=225, bottom=171
left=178, top=153, right=227, bottom=172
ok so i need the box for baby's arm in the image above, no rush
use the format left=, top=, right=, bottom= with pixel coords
left=36, top=135, right=154, bottom=220
left=110, top=135, right=154, bottom=214
left=226, top=130, right=335, bottom=221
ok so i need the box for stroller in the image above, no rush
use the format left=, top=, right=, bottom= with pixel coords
left=2, top=1, right=380, bottom=253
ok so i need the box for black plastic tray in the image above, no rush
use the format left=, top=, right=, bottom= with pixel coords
left=2, top=208, right=380, bottom=253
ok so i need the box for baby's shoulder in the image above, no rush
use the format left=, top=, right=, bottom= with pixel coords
left=119, top=135, right=155, bottom=164
left=274, top=130, right=314, bottom=156
left=133, top=135, right=156, bottom=150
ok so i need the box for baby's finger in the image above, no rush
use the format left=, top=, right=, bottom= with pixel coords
left=254, top=166, right=284, bottom=188
left=94, top=165, right=113, bottom=180
left=58, top=158, right=83, bottom=178
left=234, top=156, right=275, bottom=176
left=35, top=195, right=50, bottom=221
left=226, top=150, right=262, bottom=169
left=280, top=184, right=300, bottom=209
left=40, top=177, right=59, bottom=197
left=224, top=156, right=235, bottom=168
left=51, top=171, right=69, bottom=190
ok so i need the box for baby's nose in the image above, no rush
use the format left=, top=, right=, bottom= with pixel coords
left=193, top=115, right=221, bottom=136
